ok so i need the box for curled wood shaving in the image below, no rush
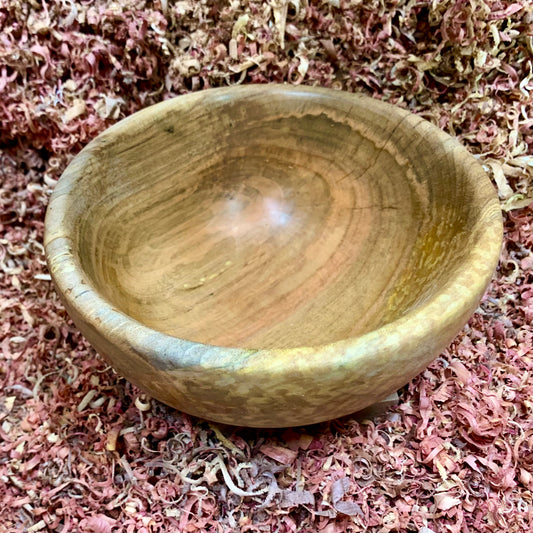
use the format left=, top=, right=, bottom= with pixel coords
left=2, top=0, right=533, bottom=531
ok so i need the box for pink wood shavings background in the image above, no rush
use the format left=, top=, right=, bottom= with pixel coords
left=1, top=1, right=532, bottom=532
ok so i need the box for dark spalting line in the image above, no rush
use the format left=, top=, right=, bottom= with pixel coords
left=128, top=343, right=171, bottom=370
left=74, top=289, right=90, bottom=299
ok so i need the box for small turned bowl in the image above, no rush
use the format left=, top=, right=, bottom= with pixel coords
left=45, top=85, right=502, bottom=427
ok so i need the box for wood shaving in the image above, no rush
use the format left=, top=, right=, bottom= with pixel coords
left=1, top=0, right=532, bottom=531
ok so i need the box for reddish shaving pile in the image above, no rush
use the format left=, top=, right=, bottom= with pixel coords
left=1, top=1, right=532, bottom=531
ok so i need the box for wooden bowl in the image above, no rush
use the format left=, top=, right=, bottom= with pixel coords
left=45, top=85, right=502, bottom=427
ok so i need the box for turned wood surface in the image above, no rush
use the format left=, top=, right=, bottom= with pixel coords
left=45, top=85, right=503, bottom=427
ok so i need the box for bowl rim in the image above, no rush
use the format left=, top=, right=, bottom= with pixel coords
left=44, top=84, right=503, bottom=377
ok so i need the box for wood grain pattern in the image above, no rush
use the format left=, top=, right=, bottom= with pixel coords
left=45, top=85, right=502, bottom=427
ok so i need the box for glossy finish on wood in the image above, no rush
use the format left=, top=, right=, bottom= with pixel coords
left=45, top=85, right=502, bottom=427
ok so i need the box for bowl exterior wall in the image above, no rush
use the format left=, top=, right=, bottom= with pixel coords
left=53, top=265, right=492, bottom=428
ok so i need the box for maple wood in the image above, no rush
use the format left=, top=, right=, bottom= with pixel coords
left=45, top=85, right=502, bottom=427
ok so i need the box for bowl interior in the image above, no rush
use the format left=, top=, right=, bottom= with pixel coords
left=71, top=89, right=481, bottom=349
